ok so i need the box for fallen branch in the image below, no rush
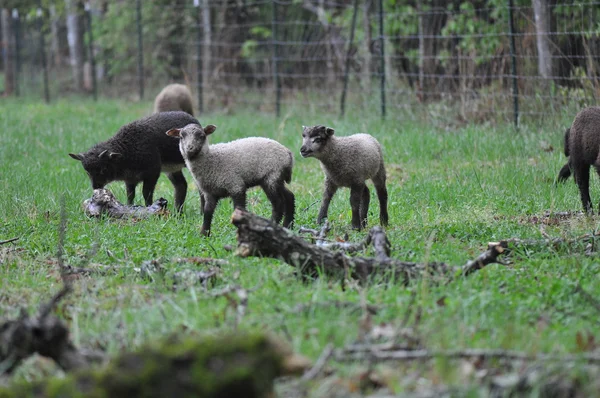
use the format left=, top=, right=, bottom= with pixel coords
left=299, top=221, right=369, bottom=253
left=302, top=343, right=334, bottom=381
left=291, top=300, right=383, bottom=315
left=231, top=209, right=506, bottom=283
left=336, top=346, right=600, bottom=364
left=0, top=237, right=18, bottom=246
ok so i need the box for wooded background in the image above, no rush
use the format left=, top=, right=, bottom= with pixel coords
left=1, top=0, right=598, bottom=124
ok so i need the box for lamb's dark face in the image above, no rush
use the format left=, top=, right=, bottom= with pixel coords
left=69, top=148, right=122, bottom=189
left=300, top=125, right=334, bottom=158
left=166, top=123, right=216, bottom=160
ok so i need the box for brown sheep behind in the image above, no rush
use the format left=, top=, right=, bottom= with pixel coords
left=153, top=84, right=194, bottom=116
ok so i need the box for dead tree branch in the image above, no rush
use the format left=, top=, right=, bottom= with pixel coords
left=337, top=346, right=600, bottom=364
left=231, top=209, right=506, bottom=283
left=0, top=238, right=19, bottom=246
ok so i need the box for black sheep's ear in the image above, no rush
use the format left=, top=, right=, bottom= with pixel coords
left=69, top=153, right=84, bottom=161
left=204, top=125, right=217, bottom=135
left=166, top=128, right=182, bottom=138
left=326, top=127, right=335, bottom=136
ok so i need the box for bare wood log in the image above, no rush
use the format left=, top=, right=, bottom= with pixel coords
left=0, top=333, right=310, bottom=397
left=231, top=209, right=506, bottom=283
left=83, top=188, right=168, bottom=219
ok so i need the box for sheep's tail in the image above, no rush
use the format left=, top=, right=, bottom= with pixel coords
left=563, top=127, right=570, bottom=157
left=283, top=150, right=294, bottom=184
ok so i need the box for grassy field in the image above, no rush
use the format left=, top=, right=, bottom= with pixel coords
left=1, top=97, right=599, bottom=395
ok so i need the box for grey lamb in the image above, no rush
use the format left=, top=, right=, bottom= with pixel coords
left=166, top=124, right=295, bottom=236
left=154, top=83, right=194, bottom=116
left=69, top=111, right=199, bottom=212
left=300, top=125, right=389, bottom=230
left=561, top=106, right=600, bottom=213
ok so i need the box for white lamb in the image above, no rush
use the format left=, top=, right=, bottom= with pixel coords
left=166, top=124, right=295, bottom=236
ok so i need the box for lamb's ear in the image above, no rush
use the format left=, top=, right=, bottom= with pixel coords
left=69, top=153, right=84, bottom=161
left=326, top=127, right=335, bottom=136
left=204, top=124, right=217, bottom=135
left=166, top=128, right=182, bottom=138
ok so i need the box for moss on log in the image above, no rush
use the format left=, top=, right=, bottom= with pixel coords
left=0, top=333, right=305, bottom=398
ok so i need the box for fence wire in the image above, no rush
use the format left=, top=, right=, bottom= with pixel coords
left=2, top=1, right=600, bottom=125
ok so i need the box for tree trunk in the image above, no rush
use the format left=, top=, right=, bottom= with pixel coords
left=201, top=0, right=211, bottom=92
left=1, top=9, right=15, bottom=95
left=417, top=2, right=446, bottom=102
left=65, top=0, right=85, bottom=92
left=361, top=0, right=372, bottom=91
left=50, top=5, right=68, bottom=67
left=533, top=0, right=553, bottom=81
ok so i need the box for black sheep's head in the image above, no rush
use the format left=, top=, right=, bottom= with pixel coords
left=166, top=123, right=216, bottom=160
left=69, top=148, right=123, bottom=189
left=300, top=125, right=334, bottom=158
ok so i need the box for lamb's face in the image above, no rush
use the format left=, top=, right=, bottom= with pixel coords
left=300, top=125, right=334, bottom=158
left=166, top=123, right=216, bottom=160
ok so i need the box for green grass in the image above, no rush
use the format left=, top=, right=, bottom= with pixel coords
left=0, top=97, right=598, bottom=394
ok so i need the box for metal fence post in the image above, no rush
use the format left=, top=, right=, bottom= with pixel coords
left=12, top=9, right=20, bottom=97
left=37, top=4, right=50, bottom=103
left=136, top=0, right=144, bottom=100
left=195, top=0, right=203, bottom=113
left=272, top=0, right=281, bottom=117
left=378, top=0, right=386, bottom=119
left=340, top=0, right=359, bottom=117
left=508, top=0, right=519, bottom=128
left=85, top=2, right=97, bottom=100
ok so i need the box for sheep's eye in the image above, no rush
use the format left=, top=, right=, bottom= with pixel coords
left=312, top=137, right=322, bottom=144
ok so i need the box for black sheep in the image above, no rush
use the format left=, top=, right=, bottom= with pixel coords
left=561, top=107, right=600, bottom=213
left=69, top=111, right=199, bottom=212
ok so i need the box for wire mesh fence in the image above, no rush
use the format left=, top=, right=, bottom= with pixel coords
left=2, top=0, right=600, bottom=125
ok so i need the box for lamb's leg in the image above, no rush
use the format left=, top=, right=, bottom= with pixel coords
left=359, top=185, right=370, bottom=229
left=263, top=184, right=284, bottom=224
left=373, top=167, right=389, bottom=226
left=199, top=190, right=205, bottom=215
left=142, top=172, right=160, bottom=206
left=574, top=164, right=592, bottom=213
left=167, top=171, right=187, bottom=213
left=349, top=185, right=364, bottom=230
left=201, top=195, right=219, bottom=237
left=282, top=187, right=295, bottom=228
left=125, top=182, right=137, bottom=205
left=231, top=191, right=247, bottom=211
left=317, top=179, right=338, bottom=225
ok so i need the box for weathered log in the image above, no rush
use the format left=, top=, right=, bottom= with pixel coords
left=83, top=188, right=168, bottom=219
left=231, top=209, right=506, bottom=283
left=0, top=333, right=310, bottom=398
